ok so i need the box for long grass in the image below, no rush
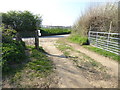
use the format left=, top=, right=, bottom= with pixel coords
left=83, top=45, right=120, bottom=61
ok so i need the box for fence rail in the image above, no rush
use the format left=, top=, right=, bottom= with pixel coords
left=88, top=31, right=120, bottom=55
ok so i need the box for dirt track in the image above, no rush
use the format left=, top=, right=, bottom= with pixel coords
left=22, top=35, right=118, bottom=88
left=40, top=38, right=92, bottom=88
left=67, top=42, right=118, bottom=77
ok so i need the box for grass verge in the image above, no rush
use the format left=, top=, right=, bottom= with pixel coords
left=2, top=46, right=54, bottom=88
left=66, top=34, right=119, bottom=62
left=27, top=46, right=53, bottom=77
left=83, top=45, right=120, bottom=61
left=67, top=34, right=88, bottom=45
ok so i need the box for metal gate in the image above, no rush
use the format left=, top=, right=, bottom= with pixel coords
left=88, top=31, right=120, bottom=55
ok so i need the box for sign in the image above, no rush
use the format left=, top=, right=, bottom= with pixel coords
left=38, top=30, right=41, bottom=36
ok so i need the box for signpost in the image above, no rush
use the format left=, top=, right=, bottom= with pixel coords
left=35, top=21, right=41, bottom=50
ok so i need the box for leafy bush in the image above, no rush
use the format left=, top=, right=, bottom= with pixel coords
left=2, top=11, right=42, bottom=32
left=1, top=24, right=26, bottom=72
left=2, top=10, right=42, bottom=41
left=20, top=31, right=35, bottom=38
left=2, top=40, right=26, bottom=72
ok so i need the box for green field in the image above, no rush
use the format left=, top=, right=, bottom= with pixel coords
left=40, top=28, right=71, bottom=36
left=20, top=27, right=71, bottom=38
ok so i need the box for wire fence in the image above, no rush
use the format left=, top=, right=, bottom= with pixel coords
left=88, top=31, right=120, bottom=55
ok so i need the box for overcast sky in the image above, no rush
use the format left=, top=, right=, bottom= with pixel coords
left=0, top=0, right=117, bottom=26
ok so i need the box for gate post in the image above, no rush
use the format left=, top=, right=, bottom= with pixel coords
left=88, top=31, right=91, bottom=45
left=35, top=30, right=39, bottom=50
left=96, top=32, right=98, bottom=46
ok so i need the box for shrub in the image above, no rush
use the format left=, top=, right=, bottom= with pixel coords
left=1, top=24, right=26, bottom=72
left=2, top=10, right=42, bottom=41
left=2, top=40, right=26, bottom=72
left=72, top=2, right=118, bottom=37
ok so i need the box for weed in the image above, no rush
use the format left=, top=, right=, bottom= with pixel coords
left=63, top=51, right=70, bottom=57
left=56, top=40, right=73, bottom=52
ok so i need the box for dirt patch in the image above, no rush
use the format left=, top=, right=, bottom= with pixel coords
left=67, top=42, right=118, bottom=77
left=55, top=38, right=118, bottom=88
left=40, top=38, right=92, bottom=88
left=2, top=48, right=59, bottom=88
left=21, top=36, right=118, bottom=88
left=3, top=70, right=59, bottom=88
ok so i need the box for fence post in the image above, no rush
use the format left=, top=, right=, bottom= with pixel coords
left=88, top=26, right=92, bottom=45
left=35, top=30, right=39, bottom=50
left=107, top=21, right=112, bottom=51
left=96, top=32, right=98, bottom=46
left=107, top=32, right=110, bottom=51
left=88, top=31, right=91, bottom=45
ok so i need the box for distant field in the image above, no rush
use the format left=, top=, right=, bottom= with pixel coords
left=20, top=27, right=71, bottom=38
left=40, top=28, right=71, bottom=36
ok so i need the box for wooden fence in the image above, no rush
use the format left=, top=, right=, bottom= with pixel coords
left=88, top=31, right=120, bottom=55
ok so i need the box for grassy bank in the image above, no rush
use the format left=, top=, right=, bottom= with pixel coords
left=2, top=40, right=26, bottom=73
left=66, top=34, right=119, bottom=61
left=3, top=46, right=54, bottom=88
left=83, top=45, right=120, bottom=62
left=67, top=34, right=88, bottom=45
left=27, top=46, right=53, bottom=77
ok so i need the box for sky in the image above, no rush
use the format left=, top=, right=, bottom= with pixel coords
left=0, top=0, right=117, bottom=26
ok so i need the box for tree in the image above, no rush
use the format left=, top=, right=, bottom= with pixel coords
left=2, top=11, right=42, bottom=41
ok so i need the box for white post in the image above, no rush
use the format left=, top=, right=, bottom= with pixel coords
left=38, top=30, right=41, bottom=36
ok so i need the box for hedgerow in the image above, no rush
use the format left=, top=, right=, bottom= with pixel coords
left=1, top=24, right=26, bottom=72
